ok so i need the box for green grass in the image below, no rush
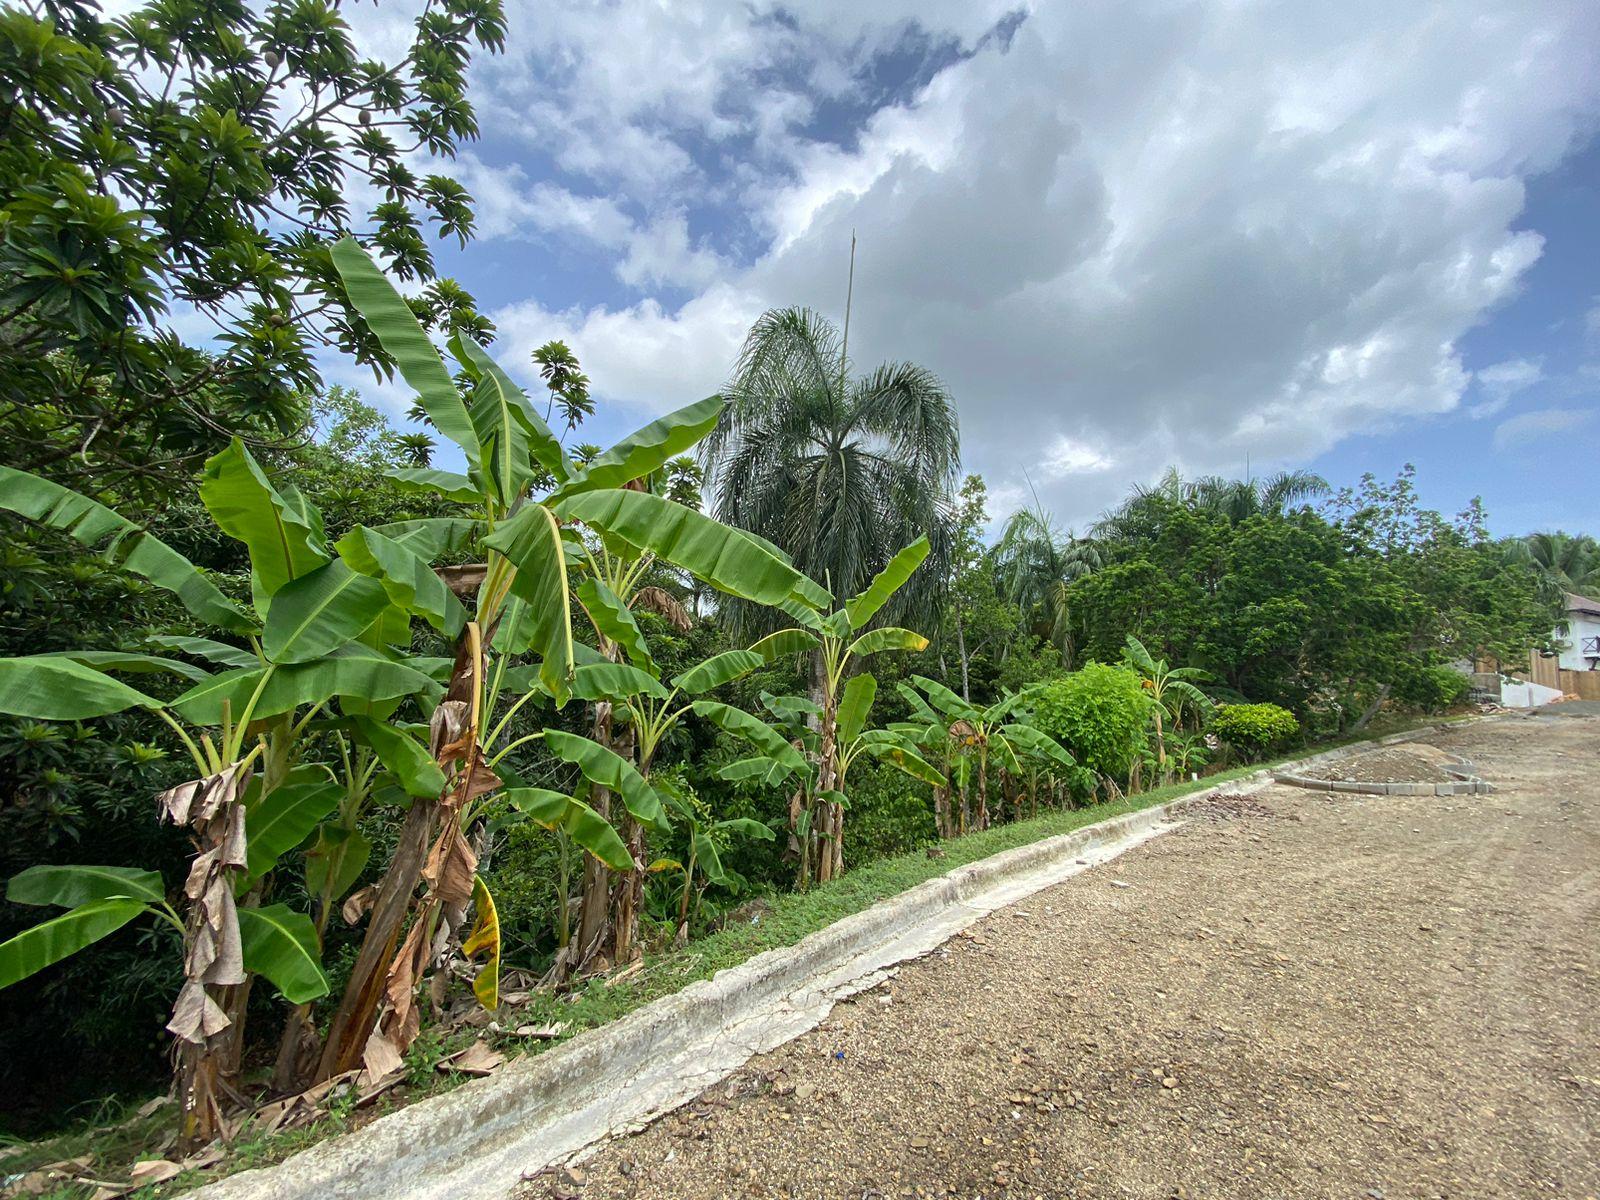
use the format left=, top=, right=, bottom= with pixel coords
left=4, top=712, right=1464, bottom=1197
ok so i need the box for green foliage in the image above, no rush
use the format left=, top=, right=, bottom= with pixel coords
left=838, top=762, right=938, bottom=867
left=1211, top=703, right=1300, bottom=761
left=1030, top=664, right=1152, bottom=788
left=0, top=0, right=505, bottom=495
left=1394, top=665, right=1471, bottom=713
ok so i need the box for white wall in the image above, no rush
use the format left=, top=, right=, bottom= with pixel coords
left=1502, top=679, right=1564, bottom=708
left=1556, top=613, right=1600, bottom=673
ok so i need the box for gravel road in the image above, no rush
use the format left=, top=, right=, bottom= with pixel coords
left=540, top=715, right=1600, bottom=1200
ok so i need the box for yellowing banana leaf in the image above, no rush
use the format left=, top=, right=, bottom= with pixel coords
left=462, top=876, right=500, bottom=1011
left=847, top=626, right=928, bottom=660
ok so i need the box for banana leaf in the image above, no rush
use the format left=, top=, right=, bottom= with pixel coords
left=331, top=237, right=480, bottom=462
left=0, top=467, right=253, bottom=633
left=237, top=904, right=329, bottom=1003
left=0, top=656, right=161, bottom=719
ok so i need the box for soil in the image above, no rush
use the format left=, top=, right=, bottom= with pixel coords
left=1300, top=746, right=1461, bottom=784
left=533, top=715, right=1600, bottom=1200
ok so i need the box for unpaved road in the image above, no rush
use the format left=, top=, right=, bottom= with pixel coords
left=550, top=715, right=1600, bottom=1200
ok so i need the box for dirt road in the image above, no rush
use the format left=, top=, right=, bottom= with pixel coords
left=549, top=715, right=1600, bottom=1200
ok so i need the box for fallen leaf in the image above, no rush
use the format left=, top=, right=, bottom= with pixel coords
left=130, top=1159, right=183, bottom=1187
left=438, top=1039, right=504, bottom=1076
left=514, top=1022, right=570, bottom=1039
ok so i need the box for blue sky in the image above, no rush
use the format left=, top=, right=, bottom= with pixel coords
left=329, top=1, right=1600, bottom=538
left=1310, top=142, right=1600, bottom=535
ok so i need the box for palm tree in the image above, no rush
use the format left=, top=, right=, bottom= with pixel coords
left=1514, top=531, right=1600, bottom=599
left=1094, top=468, right=1328, bottom=539
left=992, top=504, right=1100, bottom=660
left=699, top=307, right=960, bottom=637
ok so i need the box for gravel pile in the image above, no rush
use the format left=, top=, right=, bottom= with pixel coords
left=1300, top=746, right=1459, bottom=784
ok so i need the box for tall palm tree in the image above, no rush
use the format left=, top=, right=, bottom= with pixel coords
left=991, top=504, right=1100, bottom=659
left=700, top=307, right=960, bottom=636
left=1094, top=468, right=1328, bottom=539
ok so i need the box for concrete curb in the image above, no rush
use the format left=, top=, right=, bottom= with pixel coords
left=1272, top=734, right=1495, bottom=796
left=191, top=719, right=1480, bottom=1200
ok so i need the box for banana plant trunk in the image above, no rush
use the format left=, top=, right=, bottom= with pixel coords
left=814, top=670, right=840, bottom=885
left=568, top=698, right=615, bottom=976
left=975, top=744, right=989, bottom=831
left=315, top=627, right=480, bottom=1082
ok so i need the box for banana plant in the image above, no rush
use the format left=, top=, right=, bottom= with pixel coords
left=320, top=238, right=827, bottom=1069
left=509, top=630, right=801, bottom=970
left=903, top=676, right=1077, bottom=831
left=646, top=774, right=775, bottom=944
left=716, top=681, right=946, bottom=884
left=1121, top=634, right=1214, bottom=785
left=0, top=442, right=452, bottom=1145
left=732, top=537, right=934, bottom=883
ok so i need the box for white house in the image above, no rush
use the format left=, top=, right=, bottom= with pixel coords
left=1555, top=592, right=1600, bottom=673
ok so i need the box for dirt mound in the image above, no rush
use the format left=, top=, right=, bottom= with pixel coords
left=1303, top=746, right=1457, bottom=784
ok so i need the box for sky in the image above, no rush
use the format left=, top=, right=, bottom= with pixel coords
left=325, top=0, right=1600, bottom=538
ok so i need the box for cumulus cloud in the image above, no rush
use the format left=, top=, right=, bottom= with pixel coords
left=395, top=1, right=1600, bottom=523
left=1492, top=407, right=1593, bottom=451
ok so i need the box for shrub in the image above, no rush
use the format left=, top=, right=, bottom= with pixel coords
left=1394, top=664, right=1471, bottom=713
left=1031, top=663, right=1152, bottom=791
left=1212, top=702, right=1299, bottom=760
left=841, top=762, right=938, bottom=868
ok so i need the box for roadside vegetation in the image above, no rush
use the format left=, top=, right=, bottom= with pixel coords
left=0, top=0, right=1580, bottom=1194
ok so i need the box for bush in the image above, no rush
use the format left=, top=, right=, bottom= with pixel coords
left=841, top=762, right=937, bottom=868
left=1212, top=702, right=1299, bottom=760
left=1394, top=664, right=1471, bottom=713
left=1031, top=663, right=1152, bottom=791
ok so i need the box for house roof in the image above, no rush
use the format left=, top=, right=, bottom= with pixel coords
left=1565, top=591, right=1600, bottom=619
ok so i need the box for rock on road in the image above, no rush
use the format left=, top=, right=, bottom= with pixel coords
left=537, top=715, right=1600, bottom=1200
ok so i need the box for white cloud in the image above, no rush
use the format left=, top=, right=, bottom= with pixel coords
left=1040, top=436, right=1113, bottom=478
left=1492, top=407, right=1593, bottom=451
left=1468, top=357, right=1544, bottom=417
left=384, top=1, right=1600, bottom=525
